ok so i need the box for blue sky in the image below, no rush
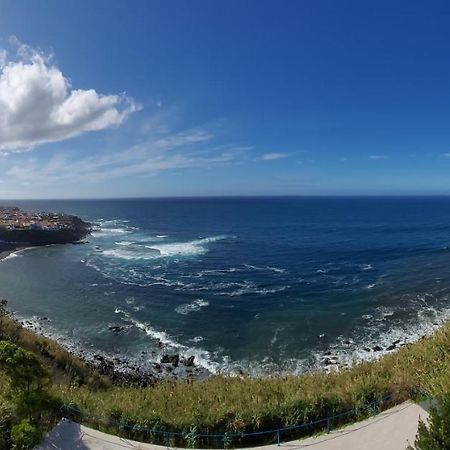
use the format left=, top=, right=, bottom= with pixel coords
left=1, top=0, right=450, bottom=198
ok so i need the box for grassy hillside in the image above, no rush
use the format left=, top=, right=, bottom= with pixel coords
left=1, top=298, right=450, bottom=447
left=0, top=299, right=110, bottom=448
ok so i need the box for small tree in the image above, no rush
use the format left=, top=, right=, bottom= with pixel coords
left=411, top=395, right=450, bottom=449
left=10, top=420, right=42, bottom=449
left=0, top=341, right=48, bottom=393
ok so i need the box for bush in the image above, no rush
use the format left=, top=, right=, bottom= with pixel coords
left=0, top=404, right=14, bottom=450
left=10, top=420, right=42, bottom=449
left=0, top=341, right=48, bottom=392
left=411, top=395, right=450, bottom=449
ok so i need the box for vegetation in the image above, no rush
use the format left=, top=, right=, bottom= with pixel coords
left=410, top=395, right=450, bottom=450
left=57, top=324, right=450, bottom=443
left=3, top=295, right=450, bottom=447
left=0, top=299, right=107, bottom=449
left=0, top=342, right=56, bottom=449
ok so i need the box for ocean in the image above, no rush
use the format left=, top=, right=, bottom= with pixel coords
left=1, top=196, right=450, bottom=376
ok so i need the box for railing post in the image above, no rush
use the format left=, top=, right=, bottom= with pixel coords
left=277, top=431, right=280, bottom=446
left=164, top=432, right=169, bottom=448
left=326, top=417, right=331, bottom=434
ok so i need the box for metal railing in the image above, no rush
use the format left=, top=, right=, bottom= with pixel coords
left=61, top=393, right=395, bottom=448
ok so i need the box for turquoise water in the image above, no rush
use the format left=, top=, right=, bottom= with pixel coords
left=1, top=197, right=450, bottom=375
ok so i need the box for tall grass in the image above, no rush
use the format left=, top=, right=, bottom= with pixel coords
left=56, top=324, right=450, bottom=439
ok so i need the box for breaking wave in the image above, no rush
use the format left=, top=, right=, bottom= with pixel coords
left=114, top=308, right=219, bottom=373
left=101, top=235, right=232, bottom=260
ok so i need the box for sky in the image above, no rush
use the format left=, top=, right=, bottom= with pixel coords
left=1, top=0, right=450, bottom=198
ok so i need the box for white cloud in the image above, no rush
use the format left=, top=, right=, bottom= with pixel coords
left=441, top=153, right=450, bottom=158
left=260, top=152, right=288, bottom=161
left=369, top=154, right=388, bottom=160
left=0, top=39, right=140, bottom=151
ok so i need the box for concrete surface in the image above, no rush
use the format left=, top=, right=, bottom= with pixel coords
left=35, top=400, right=430, bottom=450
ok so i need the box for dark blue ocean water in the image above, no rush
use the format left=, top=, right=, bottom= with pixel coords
left=1, top=197, right=450, bottom=375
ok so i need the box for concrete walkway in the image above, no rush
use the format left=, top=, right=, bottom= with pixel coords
left=35, top=401, right=429, bottom=450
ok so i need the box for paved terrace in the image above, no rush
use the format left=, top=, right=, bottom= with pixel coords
left=35, top=400, right=430, bottom=450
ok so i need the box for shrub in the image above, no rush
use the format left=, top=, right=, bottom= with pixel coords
left=411, top=395, right=450, bottom=449
left=0, top=404, right=14, bottom=450
left=0, top=341, right=48, bottom=392
left=10, top=420, right=42, bottom=449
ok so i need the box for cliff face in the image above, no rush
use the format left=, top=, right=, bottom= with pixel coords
left=0, top=227, right=89, bottom=245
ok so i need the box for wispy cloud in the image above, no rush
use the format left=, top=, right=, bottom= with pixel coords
left=5, top=125, right=246, bottom=185
left=369, top=154, right=388, bottom=160
left=0, top=37, right=139, bottom=152
left=260, top=152, right=288, bottom=161
left=441, top=153, right=450, bottom=158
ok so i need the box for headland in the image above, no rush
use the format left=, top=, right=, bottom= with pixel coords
left=0, top=206, right=90, bottom=247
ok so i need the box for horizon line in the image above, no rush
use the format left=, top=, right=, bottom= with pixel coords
left=3, top=194, right=450, bottom=201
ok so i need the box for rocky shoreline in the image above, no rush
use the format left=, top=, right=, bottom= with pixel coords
left=17, top=315, right=211, bottom=386
left=320, top=338, right=411, bottom=371
left=19, top=312, right=420, bottom=384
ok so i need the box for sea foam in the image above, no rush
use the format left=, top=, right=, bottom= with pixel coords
left=175, top=299, right=209, bottom=315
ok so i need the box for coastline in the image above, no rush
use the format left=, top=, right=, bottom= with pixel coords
left=15, top=313, right=210, bottom=386
left=12, top=306, right=443, bottom=385
left=3, top=290, right=448, bottom=447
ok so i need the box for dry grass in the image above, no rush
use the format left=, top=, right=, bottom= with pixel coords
left=56, top=324, right=450, bottom=436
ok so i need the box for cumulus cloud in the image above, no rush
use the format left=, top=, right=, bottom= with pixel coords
left=0, top=39, right=139, bottom=151
left=260, top=152, right=288, bottom=161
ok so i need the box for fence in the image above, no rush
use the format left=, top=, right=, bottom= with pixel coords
left=61, top=393, right=395, bottom=448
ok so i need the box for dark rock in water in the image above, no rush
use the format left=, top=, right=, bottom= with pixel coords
left=373, top=345, right=383, bottom=352
left=185, top=355, right=195, bottom=367
left=386, top=344, right=396, bottom=351
left=323, top=351, right=332, bottom=356
left=40, top=317, right=49, bottom=321
left=364, top=347, right=372, bottom=352
left=161, top=354, right=180, bottom=367
left=109, top=325, right=125, bottom=334
left=323, top=358, right=337, bottom=366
